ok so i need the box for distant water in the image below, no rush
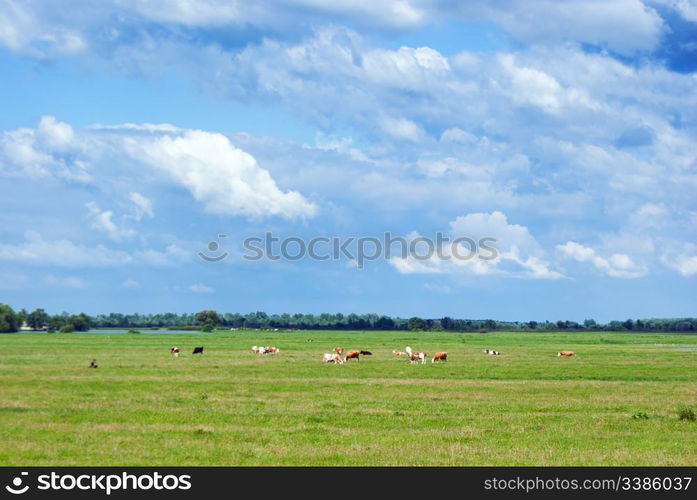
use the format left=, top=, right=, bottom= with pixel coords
left=83, top=329, right=202, bottom=335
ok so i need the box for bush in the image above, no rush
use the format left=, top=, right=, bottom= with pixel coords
left=59, top=325, right=74, bottom=333
left=200, top=324, right=214, bottom=332
left=127, top=329, right=141, bottom=334
left=678, top=406, right=695, bottom=421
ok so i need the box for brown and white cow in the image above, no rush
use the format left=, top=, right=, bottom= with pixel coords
left=170, top=346, right=180, bottom=357
left=432, top=352, right=447, bottom=363
left=333, top=347, right=344, bottom=355
left=410, top=352, right=427, bottom=364
left=392, top=349, right=408, bottom=357
left=558, top=350, right=575, bottom=357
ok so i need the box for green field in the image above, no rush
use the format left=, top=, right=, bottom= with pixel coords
left=0, top=330, right=695, bottom=466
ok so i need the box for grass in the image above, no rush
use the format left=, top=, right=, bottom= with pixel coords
left=0, top=329, right=695, bottom=466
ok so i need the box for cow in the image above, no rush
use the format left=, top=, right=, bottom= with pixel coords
left=251, top=345, right=264, bottom=354
left=192, top=346, right=204, bottom=354
left=266, top=346, right=280, bottom=354
left=359, top=350, right=372, bottom=356
left=89, top=359, right=98, bottom=368
left=323, top=353, right=344, bottom=364
left=333, top=347, right=344, bottom=355
left=410, top=352, right=427, bottom=364
left=484, top=349, right=500, bottom=355
left=344, top=350, right=361, bottom=362
left=558, top=350, right=575, bottom=357
left=170, top=347, right=180, bottom=357
left=432, top=352, right=447, bottom=363
left=392, top=349, right=408, bottom=357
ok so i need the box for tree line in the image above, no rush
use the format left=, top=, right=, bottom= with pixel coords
left=1, top=303, right=696, bottom=333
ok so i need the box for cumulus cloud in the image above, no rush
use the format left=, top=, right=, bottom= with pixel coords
left=389, top=212, right=564, bottom=279
left=123, top=129, right=317, bottom=219
left=2, top=117, right=316, bottom=221
left=0, top=116, right=91, bottom=182
left=556, top=241, right=648, bottom=278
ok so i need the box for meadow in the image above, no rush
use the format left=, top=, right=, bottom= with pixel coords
left=0, top=329, right=695, bottom=466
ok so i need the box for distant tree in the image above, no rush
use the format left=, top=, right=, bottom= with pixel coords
left=527, top=321, right=538, bottom=329
left=429, top=320, right=444, bottom=331
left=583, top=319, right=597, bottom=329
left=482, top=319, right=497, bottom=330
left=375, top=315, right=394, bottom=330
left=622, top=319, right=634, bottom=330
left=16, top=308, right=28, bottom=326
left=27, top=308, right=50, bottom=330
left=200, top=323, right=214, bottom=332
left=68, top=313, right=91, bottom=331
left=0, top=304, right=19, bottom=333
left=408, top=317, right=426, bottom=331
left=59, top=325, right=74, bottom=333
left=440, top=316, right=456, bottom=330
left=195, top=310, right=221, bottom=327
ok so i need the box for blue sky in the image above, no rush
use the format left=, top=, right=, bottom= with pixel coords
left=0, top=0, right=695, bottom=322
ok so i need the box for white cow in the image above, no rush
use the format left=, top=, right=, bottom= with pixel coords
left=323, top=353, right=344, bottom=364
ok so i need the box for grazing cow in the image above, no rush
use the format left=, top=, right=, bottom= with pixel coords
left=432, top=352, right=447, bottom=363
left=266, top=346, right=280, bottom=354
left=483, top=349, right=500, bottom=355
left=392, top=349, right=408, bottom=357
left=333, top=347, right=344, bottom=355
left=323, top=353, right=344, bottom=364
left=170, top=346, right=180, bottom=357
left=344, top=350, right=361, bottom=362
left=359, top=350, right=372, bottom=356
left=192, top=346, right=204, bottom=355
left=410, top=352, right=427, bottom=364
left=89, top=359, right=98, bottom=369
left=558, top=350, right=575, bottom=357
left=251, top=345, right=263, bottom=354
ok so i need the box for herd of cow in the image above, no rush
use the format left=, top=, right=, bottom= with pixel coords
left=163, top=344, right=576, bottom=363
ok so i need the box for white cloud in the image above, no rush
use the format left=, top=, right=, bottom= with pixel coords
left=389, top=212, right=564, bottom=279
left=122, top=279, right=141, bottom=288
left=2, top=117, right=317, bottom=221
left=36, top=115, right=75, bottom=152
left=85, top=201, right=135, bottom=240
left=123, top=129, right=317, bottom=219
left=556, top=241, right=648, bottom=278
left=128, top=192, right=154, bottom=220
left=670, top=255, right=697, bottom=276
left=379, top=116, right=426, bottom=142
left=42, top=275, right=88, bottom=288
left=0, top=116, right=91, bottom=182
left=135, top=244, right=191, bottom=267
left=189, top=282, right=214, bottom=293
left=0, top=232, right=132, bottom=267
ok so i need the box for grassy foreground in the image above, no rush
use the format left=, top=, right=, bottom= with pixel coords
left=0, top=329, right=695, bottom=466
